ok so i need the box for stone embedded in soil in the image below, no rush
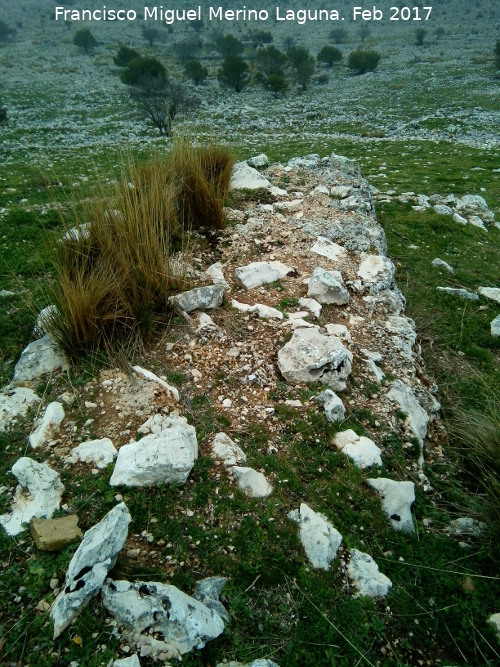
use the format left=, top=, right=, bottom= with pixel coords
left=13, top=334, right=68, bottom=382
left=347, top=549, right=392, bottom=598
left=114, top=657, right=141, bottom=667
left=487, top=613, right=500, bottom=642
left=29, top=401, right=65, bottom=449
left=436, top=287, right=480, bottom=301
left=491, top=314, right=500, bottom=338
left=310, top=236, right=347, bottom=262
left=235, top=261, right=294, bottom=290
left=247, top=154, right=269, bottom=169
left=312, top=390, right=345, bottom=423
left=387, top=380, right=429, bottom=467
left=65, top=437, right=117, bottom=469
left=131, top=366, right=179, bottom=401
left=101, top=579, right=225, bottom=659
left=478, top=287, right=500, bottom=304
left=205, top=262, right=230, bottom=290
left=211, top=432, right=246, bottom=467
left=366, top=478, right=415, bottom=533
left=230, top=467, right=272, bottom=498
left=307, top=267, right=349, bottom=305
left=193, top=576, right=229, bottom=623
left=277, top=327, right=353, bottom=391
left=109, top=415, right=198, bottom=487
left=30, top=515, right=82, bottom=551
left=298, top=297, right=322, bottom=319
left=231, top=299, right=283, bottom=320
left=357, top=255, right=395, bottom=292
left=51, top=502, right=131, bottom=639
left=172, top=285, right=225, bottom=313
left=0, top=457, right=64, bottom=536
left=333, top=430, right=382, bottom=469
left=0, top=385, right=40, bottom=433
left=447, top=517, right=486, bottom=537
left=288, top=503, right=342, bottom=571
left=432, top=258, right=455, bottom=274
left=230, top=162, right=271, bottom=191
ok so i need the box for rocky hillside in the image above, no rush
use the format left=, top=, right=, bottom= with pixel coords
left=0, top=154, right=498, bottom=666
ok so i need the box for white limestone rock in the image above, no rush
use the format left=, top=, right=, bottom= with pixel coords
left=235, top=261, right=293, bottom=290
left=487, top=613, right=500, bottom=642
left=460, top=194, right=488, bottom=212
left=110, top=415, right=198, bottom=487
left=29, top=402, right=65, bottom=449
left=330, top=185, right=352, bottom=199
left=491, top=315, right=500, bottom=338
left=230, top=162, right=271, bottom=191
left=247, top=154, right=269, bottom=169
left=131, top=366, right=179, bottom=401
left=468, top=215, right=487, bottom=230
left=387, top=380, right=429, bottom=467
left=231, top=467, right=272, bottom=498
left=333, top=430, right=382, bottom=469
left=34, top=305, right=59, bottom=338
left=324, top=324, right=352, bottom=342
left=51, top=503, right=131, bottom=638
left=367, top=478, right=415, bottom=533
left=0, top=385, right=40, bottom=433
left=205, top=263, right=229, bottom=290
left=307, top=267, right=349, bottom=305
left=277, top=328, right=353, bottom=391
left=310, top=237, right=346, bottom=262
left=172, top=285, right=225, bottom=314
left=66, top=438, right=117, bottom=469
left=0, top=457, right=64, bottom=536
left=193, top=576, right=229, bottom=623
left=114, top=657, right=141, bottom=667
left=197, top=313, right=218, bottom=332
left=433, top=204, right=453, bottom=216
left=347, top=549, right=392, bottom=598
left=212, top=433, right=246, bottom=467
left=101, top=579, right=225, bottom=659
left=217, top=661, right=279, bottom=667
left=437, top=287, right=479, bottom=301
left=288, top=503, right=342, bottom=570
left=13, top=334, right=67, bottom=382
left=313, top=390, right=345, bottom=423
left=432, top=258, right=454, bottom=274
left=298, top=297, right=322, bottom=319
left=357, top=255, right=395, bottom=292
left=453, top=212, right=468, bottom=225
left=478, top=287, right=500, bottom=304
left=447, top=517, right=486, bottom=537
left=231, top=300, right=283, bottom=320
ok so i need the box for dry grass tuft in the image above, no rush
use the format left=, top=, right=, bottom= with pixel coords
left=48, top=140, right=234, bottom=360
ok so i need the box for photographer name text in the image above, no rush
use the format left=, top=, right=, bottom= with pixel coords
left=54, top=5, right=433, bottom=25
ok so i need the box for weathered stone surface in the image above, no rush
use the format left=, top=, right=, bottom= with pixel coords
left=13, top=334, right=67, bottom=382
left=205, top=263, right=229, bottom=290
left=491, top=314, right=500, bottom=338
left=30, top=515, right=82, bottom=551
left=387, top=380, right=429, bottom=467
left=447, top=517, right=486, bottom=537
left=0, top=385, right=40, bottom=433
left=193, top=576, right=229, bottom=622
left=231, top=467, right=272, bottom=498
left=51, top=503, right=131, bottom=638
left=235, top=261, right=293, bottom=290
left=101, top=579, right=225, bottom=659
left=460, top=194, right=488, bottom=211
left=172, top=285, right=225, bottom=314
left=347, top=549, right=392, bottom=598
left=131, top=366, right=179, bottom=401
left=310, top=237, right=346, bottom=261
left=288, top=503, right=342, bottom=570
left=478, top=287, right=500, bottom=304
left=432, top=258, right=454, bottom=274
left=34, top=305, right=58, bottom=338
left=330, top=185, right=352, bottom=199
left=247, top=154, right=269, bottom=169
left=231, top=300, right=283, bottom=320
left=433, top=204, right=453, bottom=216
left=212, top=433, right=246, bottom=467
left=357, top=255, right=395, bottom=292
left=307, top=267, right=349, bottom=305
left=334, top=430, right=382, bottom=469
left=453, top=212, right=468, bottom=225
left=437, top=287, right=480, bottom=301
left=114, top=657, right=141, bottom=667
left=0, top=457, right=64, bottom=536
left=298, top=297, right=322, bottom=319
left=367, top=478, right=415, bottom=533
left=313, top=390, right=345, bottom=423
left=110, top=415, right=198, bottom=487
left=277, top=328, right=353, bottom=391
left=230, top=162, right=271, bottom=191
left=29, top=401, right=65, bottom=449
left=65, top=438, right=117, bottom=469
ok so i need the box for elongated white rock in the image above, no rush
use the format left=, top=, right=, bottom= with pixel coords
left=51, top=503, right=131, bottom=638
left=131, top=366, right=179, bottom=401
left=288, top=503, right=342, bottom=570
left=29, top=402, right=65, bottom=449
left=347, top=549, right=392, bottom=598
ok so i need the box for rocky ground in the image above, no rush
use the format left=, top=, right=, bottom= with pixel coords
left=1, top=154, right=499, bottom=666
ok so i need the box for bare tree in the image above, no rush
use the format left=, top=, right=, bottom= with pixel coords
left=132, top=78, right=200, bottom=136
